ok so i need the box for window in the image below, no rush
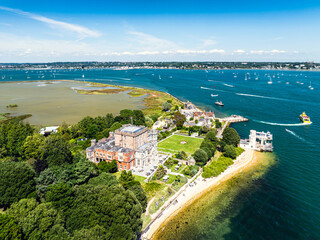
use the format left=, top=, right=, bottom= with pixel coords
left=103, top=154, right=105, bottom=157
left=107, top=155, right=111, bottom=159
left=124, top=165, right=127, bottom=170
left=124, top=143, right=126, bottom=147
left=119, top=164, right=122, bottom=169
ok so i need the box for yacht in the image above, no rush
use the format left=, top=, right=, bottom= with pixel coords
left=309, top=81, right=314, bottom=90
left=215, top=101, right=224, bottom=106
left=299, top=112, right=311, bottom=124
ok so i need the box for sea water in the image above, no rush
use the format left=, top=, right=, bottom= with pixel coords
left=1, top=68, right=319, bottom=239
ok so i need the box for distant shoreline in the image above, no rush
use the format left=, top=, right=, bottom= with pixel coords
left=1, top=67, right=320, bottom=71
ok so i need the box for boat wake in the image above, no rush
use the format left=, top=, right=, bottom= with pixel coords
left=223, top=83, right=234, bottom=88
left=236, top=93, right=285, bottom=101
left=285, top=129, right=313, bottom=144
left=254, top=120, right=311, bottom=127
left=200, top=86, right=228, bottom=93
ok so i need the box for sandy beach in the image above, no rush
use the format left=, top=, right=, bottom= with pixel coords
left=141, top=149, right=256, bottom=240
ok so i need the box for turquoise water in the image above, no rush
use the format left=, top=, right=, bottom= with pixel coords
left=1, top=68, right=320, bottom=239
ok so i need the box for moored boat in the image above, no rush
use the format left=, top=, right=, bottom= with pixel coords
left=215, top=101, right=224, bottom=106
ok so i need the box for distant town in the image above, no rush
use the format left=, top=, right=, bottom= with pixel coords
left=1, top=61, right=320, bottom=70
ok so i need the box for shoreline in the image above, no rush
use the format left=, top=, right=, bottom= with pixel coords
left=1, top=67, right=320, bottom=72
left=142, top=149, right=256, bottom=240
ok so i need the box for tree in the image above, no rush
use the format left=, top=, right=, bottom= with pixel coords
left=46, top=183, right=74, bottom=212
left=200, top=140, right=217, bottom=158
left=88, top=172, right=119, bottom=187
left=205, top=131, right=218, bottom=144
left=97, top=160, right=118, bottom=173
left=193, top=149, right=208, bottom=166
left=23, top=133, right=45, bottom=160
left=128, top=184, right=148, bottom=212
left=162, top=101, right=172, bottom=111
left=40, top=135, right=73, bottom=168
left=154, top=165, right=167, bottom=180
left=133, top=110, right=145, bottom=125
left=224, top=145, right=237, bottom=159
left=119, top=170, right=137, bottom=189
left=73, top=225, right=110, bottom=240
left=36, top=158, right=95, bottom=200
left=151, top=114, right=159, bottom=123
left=215, top=119, right=222, bottom=129
left=0, top=121, right=34, bottom=158
left=8, top=198, right=69, bottom=240
left=0, top=161, right=36, bottom=208
left=222, top=127, right=240, bottom=147
left=0, top=214, right=23, bottom=240
left=65, top=184, right=143, bottom=239
left=119, top=109, right=134, bottom=123
left=145, top=116, right=153, bottom=128
left=109, top=122, right=122, bottom=132
left=201, top=147, right=213, bottom=160
left=173, top=111, right=186, bottom=130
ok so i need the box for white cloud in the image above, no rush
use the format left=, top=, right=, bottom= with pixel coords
left=249, top=50, right=286, bottom=55
left=234, top=49, right=245, bottom=53
left=127, top=31, right=177, bottom=50
left=0, top=6, right=100, bottom=38
left=208, top=49, right=225, bottom=53
left=270, top=49, right=286, bottom=53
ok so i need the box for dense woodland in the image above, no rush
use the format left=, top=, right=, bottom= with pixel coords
left=0, top=109, right=148, bottom=240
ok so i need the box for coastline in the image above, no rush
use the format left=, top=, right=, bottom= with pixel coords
left=142, top=149, right=256, bottom=240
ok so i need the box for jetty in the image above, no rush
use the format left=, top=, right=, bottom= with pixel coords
left=217, top=115, right=248, bottom=139
left=219, top=115, right=249, bottom=123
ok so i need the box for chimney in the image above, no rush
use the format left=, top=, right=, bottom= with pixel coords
left=91, top=139, right=96, bottom=146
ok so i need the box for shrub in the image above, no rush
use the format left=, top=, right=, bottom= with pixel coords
left=224, top=145, right=237, bottom=159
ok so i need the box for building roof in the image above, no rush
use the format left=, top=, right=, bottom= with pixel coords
left=120, top=125, right=145, bottom=134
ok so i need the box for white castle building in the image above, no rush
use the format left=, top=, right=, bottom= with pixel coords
left=240, top=130, right=273, bottom=152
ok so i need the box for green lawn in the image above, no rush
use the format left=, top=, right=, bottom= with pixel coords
left=113, top=172, right=146, bottom=183
left=158, top=135, right=203, bottom=154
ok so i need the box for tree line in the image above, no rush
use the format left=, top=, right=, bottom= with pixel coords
left=0, top=109, right=149, bottom=240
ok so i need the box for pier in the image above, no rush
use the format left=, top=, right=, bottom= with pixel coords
left=217, top=115, right=248, bottom=139
left=219, top=115, right=249, bottom=123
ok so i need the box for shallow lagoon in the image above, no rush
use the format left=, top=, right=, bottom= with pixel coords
left=0, top=81, right=144, bottom=125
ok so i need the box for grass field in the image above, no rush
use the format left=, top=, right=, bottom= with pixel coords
left=113, top=172, right=147, bottom=183
left=158, top=134, right=203, bottom=154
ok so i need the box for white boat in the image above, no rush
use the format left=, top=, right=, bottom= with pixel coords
left=215, top=101, right=224, bottom=106
left=268, top=76, right=273, bottom=84
left=82, top=74, right=85, bottom=78
left=309, top=81, right=314, bottom=90
left=211, top=94, right=219, bottom=97
left=245, top=75, right=247, bottom=81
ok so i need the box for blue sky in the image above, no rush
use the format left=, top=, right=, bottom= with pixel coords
left=0, top=0, right=320, bottom=62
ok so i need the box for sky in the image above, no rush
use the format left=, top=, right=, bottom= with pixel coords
left=0, top=0, right=320, bottom=63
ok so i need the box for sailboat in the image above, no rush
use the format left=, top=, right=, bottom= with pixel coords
left=309, top=81, right=314, bottom=90
left=245, top=74, right=247, bottom=81
left=82, top=74, right=85, bottom=78
left=267, top=76, right=273, bottom=84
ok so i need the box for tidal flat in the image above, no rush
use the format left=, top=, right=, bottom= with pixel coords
left=0, top=81, right=145, bottom=125
left=153, top=152, right=276, bottom=240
